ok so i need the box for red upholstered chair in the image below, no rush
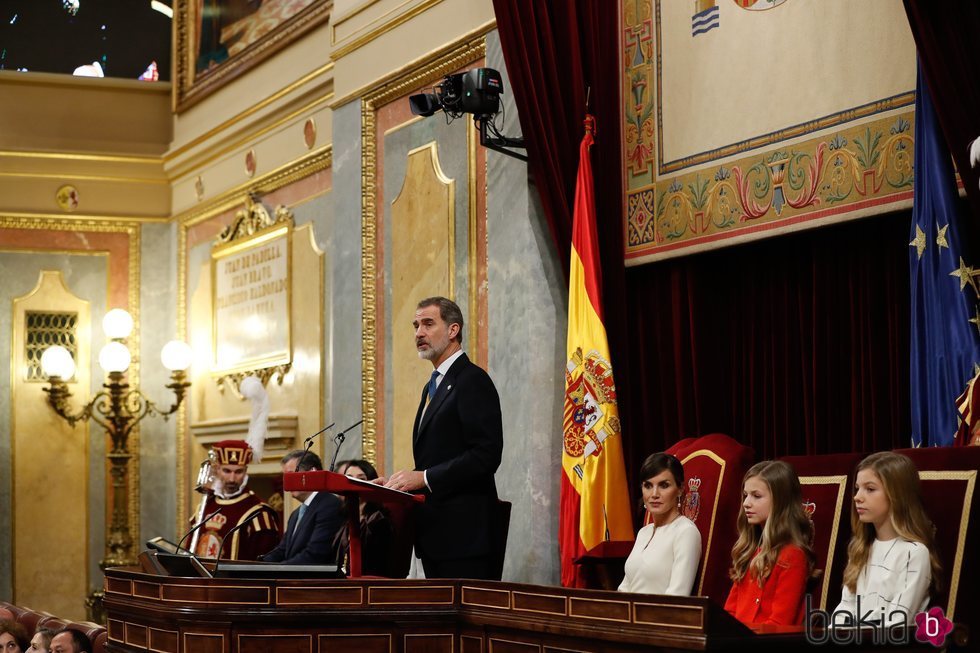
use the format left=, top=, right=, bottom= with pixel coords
left=667, top=433, right=755, bottom=604
left=780, top=452, right=864, bottom=611
left=893, top=446, right=980, bottom=631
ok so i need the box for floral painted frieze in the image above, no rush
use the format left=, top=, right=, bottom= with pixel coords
left=626, top=112, right=915, bottom=262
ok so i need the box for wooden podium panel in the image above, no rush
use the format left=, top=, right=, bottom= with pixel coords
left=102, top=567, right=751, bottom=653
left=103, top=567, right=942, bottom=652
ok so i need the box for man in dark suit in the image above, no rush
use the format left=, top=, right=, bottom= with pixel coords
left=261, top=450, right=343, bottom=565
left=382, top=296, right=504, bottom=579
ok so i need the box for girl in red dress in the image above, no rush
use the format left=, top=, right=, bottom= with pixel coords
left=725, top=460, right=815, bottom=627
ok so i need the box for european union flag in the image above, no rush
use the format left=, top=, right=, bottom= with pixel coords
left=909, top=62, right=980, bottom=447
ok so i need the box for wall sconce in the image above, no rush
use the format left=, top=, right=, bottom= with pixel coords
left=41, top=308, right=191, bottom=621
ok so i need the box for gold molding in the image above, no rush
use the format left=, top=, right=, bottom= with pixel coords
left=919, top=469, right=976, bottom=621
left=800, top=474, right=848, bottom=611
left=0, top=151, right=162, bottom=165
left=176, top=219, right=189, bottom=534
left=176, top=146, right=332, bottom=228
left=332, top=19, right=495, bottom=109
left=0, top=212, right=170, bottom=225
left=331, top=0, right=446, bottom=60
left=359, top=31, right=486, bottom=466
left=167, top=92, right=335, bottom=182
left=679, top=449, right=726, bottom=597
left=467, top=118, right=478, bottom=357
left=166, top=62, right=334, bottom=162
left=0, top=171, right=168, bottom=185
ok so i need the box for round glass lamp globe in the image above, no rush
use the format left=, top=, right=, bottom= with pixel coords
left=41, top=345, right=76, bottom=379
left=161, top=340, right=193, bottom=371
left=99, top=341, right=131, bottom=373
left=103, top=308, right=134, bottom=339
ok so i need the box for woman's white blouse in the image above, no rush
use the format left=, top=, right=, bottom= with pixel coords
left=618, top=515, right=702, bottom=596
left=833, top=537, right=931, bottom=626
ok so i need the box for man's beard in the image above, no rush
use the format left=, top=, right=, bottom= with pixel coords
left=417, top=337, right=447, bottom=361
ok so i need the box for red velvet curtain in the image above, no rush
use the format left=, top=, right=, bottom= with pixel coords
left=904, top=1, right=980, bottom=222
left=622, top=214, right=911, bottom=467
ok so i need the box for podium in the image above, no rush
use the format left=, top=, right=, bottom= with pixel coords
left=284, top=469, right=424, bottom=577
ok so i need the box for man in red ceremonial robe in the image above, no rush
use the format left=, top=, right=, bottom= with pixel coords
left=193, top=439, right=280, bottom=560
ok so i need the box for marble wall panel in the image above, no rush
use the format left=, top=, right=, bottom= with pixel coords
left=485, top=31, right=566, bottom=585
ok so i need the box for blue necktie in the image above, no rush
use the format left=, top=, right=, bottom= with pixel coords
left=295, top=503, right=307, bottom=527
left=427, top=370, right=440, bottom=402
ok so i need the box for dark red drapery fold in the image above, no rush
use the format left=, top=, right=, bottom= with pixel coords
left=623, top=214, right=911, bottom=467
left=903, top=0, right=980, bottom=221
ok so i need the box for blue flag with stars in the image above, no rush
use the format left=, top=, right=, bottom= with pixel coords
left=909, top=62, right=980, bottom=447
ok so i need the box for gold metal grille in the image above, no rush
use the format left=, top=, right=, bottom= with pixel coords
left=25, top=311, right=78, bottom=382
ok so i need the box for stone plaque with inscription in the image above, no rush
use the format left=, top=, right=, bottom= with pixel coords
left=211, top=223, right=291, bottom=374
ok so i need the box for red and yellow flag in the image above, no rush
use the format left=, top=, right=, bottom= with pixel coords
left=559, top=115, right=634, bottom=588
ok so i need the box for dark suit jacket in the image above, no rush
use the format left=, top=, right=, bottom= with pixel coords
left=413, top=353, right=503, bottom=562
left=261, top=490, right=343, bottom=565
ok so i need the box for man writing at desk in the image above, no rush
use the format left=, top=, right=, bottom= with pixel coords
left=380, top=296, right=504, bottom=580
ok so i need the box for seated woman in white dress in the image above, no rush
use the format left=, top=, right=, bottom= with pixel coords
left=833, top=452, right=941, bottom=627
left=618, top=453, right=702, bottom=596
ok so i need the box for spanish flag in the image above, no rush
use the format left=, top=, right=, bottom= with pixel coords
left=559, top=115, right=634, bottom=587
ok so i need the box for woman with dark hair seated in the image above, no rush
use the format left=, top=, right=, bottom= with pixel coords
left=618, top=453, right=702, bottom=596
left=332, top=459, right=396, bottom=577
left=0, top=620, right=28, bottom=653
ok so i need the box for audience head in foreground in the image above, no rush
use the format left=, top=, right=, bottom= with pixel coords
left=0, top=620, right=29, bottom=653
left=725, top=459, right=815, bottom=627
left=27, top=628, right=54, bottom=653
left=618, top=452, right=702, bottom=596
left=49, top=629, right=91, bottom=653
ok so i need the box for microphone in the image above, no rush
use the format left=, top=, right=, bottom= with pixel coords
left=175, top=507, right=222, bottom=554
left=212, top=506, right=277, bottom=576
left=300, top=422, right=336, bottom=466
left=328, top=418, right=365, bottom=472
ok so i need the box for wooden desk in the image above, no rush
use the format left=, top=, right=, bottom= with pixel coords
left=102, top=568, right=941, bottom=652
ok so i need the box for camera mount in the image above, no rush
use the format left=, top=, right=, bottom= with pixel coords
left=409, top=68, right=527, bottom=163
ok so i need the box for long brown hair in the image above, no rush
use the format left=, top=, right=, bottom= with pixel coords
left=842, top=452, right=942, bottom=594
left=730, top=460, right=815, bottom=585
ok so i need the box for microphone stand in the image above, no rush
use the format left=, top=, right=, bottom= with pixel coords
left=175, top=508, right=222, bottom=554
left=212, top=506, right=277, bottom=577
left=300, top=421, right=336, bottom=467
left=329, top=419, right=364, bottom=472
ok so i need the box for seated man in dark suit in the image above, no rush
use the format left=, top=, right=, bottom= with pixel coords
left=260, top=450, right=343, bottom=565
